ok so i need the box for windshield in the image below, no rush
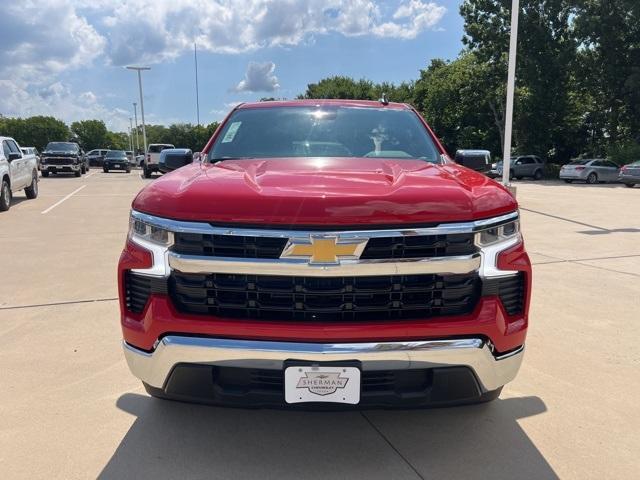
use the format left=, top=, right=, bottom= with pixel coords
left=149, top=145, right=173, bottom=153
left=45, top=142, right=77, bottom=152
left=208, top=106, right=441, bottom=162
left=569, top=160, right=591, bottom=165
left=106, top=150, right=126, bottom=158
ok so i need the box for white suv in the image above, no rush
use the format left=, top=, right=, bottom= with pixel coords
left=1, top=136, right=39, bottom=211
left=144, top=144, right=174, bottom=178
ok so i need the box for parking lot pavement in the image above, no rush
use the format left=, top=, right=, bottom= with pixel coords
left=1, top=173, right=638, bottom=479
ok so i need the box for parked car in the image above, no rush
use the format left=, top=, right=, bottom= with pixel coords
left=40, top=142, right=87, bottom=177
left=489, top=155, right=545, bottom=180
left=119, top=99, right=531, bottom=408
left=103, top=150, right=131, bottom=173
left=87, top=149, right=109, bottom=167
left=454, top=149, right=491, bottom=173
left=619, top=160, right=640, bottom=188
left=20, top=147, right=40, bottom=170
left=158, top=148, right=193, bottom=173
left=135, top=154, right=145, bottom=168
left=125, top=151, right=134, bottom=165
left=559, top=159, right=620, bottom=184
left=143, top=143, right=174, bottom=178
left=1, top=136, right=39, bottom=211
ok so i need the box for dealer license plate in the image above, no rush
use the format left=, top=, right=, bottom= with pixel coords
left=284, top=365, right=360, bottom=404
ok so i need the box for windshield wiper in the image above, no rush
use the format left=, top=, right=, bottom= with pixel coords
left=209, top=156, right=255, bottom=163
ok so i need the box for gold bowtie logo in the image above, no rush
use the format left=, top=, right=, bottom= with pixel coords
left=281, top=236, right=367, bottom=265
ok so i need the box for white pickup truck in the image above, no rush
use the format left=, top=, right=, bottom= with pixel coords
left=1, top=136, right=39, bottom=211
left=143, top=143, right=174, bottom=178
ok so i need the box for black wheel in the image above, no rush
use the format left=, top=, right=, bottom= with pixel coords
left=143, top=165, right=152, bottom=178
left=624, top=183, right=635, bottom=188
left=74, top=169, right=81, bottom=177
left=0, top=178, right=11, bottom=211
left=533, top=169, right=543, bottom=180
left=25, top=171, right=38, bottom=199
left=515, top=176, right=522, bottom=180
left=586, top=172, right=598, bottom=184
left=126, top=168, right=131, bottom=173
left=564, top=179, right=573, bottom=183
left=509, top=170, right=514, bottom=180
left=81, top=165, right=87, bottom=174
left=103, top=168, right=108, bottom=173
left=42, top=171, right=49, bottom=178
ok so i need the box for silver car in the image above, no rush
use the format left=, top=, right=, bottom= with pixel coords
left=619, top=160, right=640, bottom=188
left=559, top=159, right=620, bottom=184
left=489, top=155, right=545, bottom=180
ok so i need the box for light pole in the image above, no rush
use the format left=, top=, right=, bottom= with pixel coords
left=194, top=42, right=200, bottom=126
left=129, top=117, right=134, bottom=152
left=132, top=102, right=140, bottom=153
left=126, top=66, right=150, bottom=157
left=501, top=0, right=519, bottom=186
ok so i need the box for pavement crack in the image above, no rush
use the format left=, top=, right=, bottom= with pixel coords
left=0, top=297, right=118, bottom=311
left=360, top=411, right=425, bottom=480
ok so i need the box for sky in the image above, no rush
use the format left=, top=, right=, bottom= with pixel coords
left=0, top=0, right=465, bottom=131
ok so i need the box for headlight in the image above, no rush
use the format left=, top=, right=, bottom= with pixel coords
left=476, top=219, right=520, bottom=247
left=129, top=216, right=172, bottom=246
left=491, top=163, right=497, bottom=169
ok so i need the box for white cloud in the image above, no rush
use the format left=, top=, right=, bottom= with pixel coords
left=234, top=62, right=280, bottom=92
left=0, top=1, right=447, bottom=128
left=98, top=0, right=447, bottom=64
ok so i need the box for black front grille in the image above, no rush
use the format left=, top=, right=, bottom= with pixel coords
left=482, top=273, right=525, bottom=315
left=360, top=233, right=476, bottom=259
left=170, top=272, right=481, bottom=321
left=43, top=157, right=77, bottom=165
left=171, top=231, right=477, bottom=260
left=125, top=272, right=168, bottom=313
left=172, top=233, right=288, bottom=259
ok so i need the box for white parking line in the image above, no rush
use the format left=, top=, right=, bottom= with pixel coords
left=84, top=171, right=97, bottom=179
left=41, top=185, right=86, bottom=214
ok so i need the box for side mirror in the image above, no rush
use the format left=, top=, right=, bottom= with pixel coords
left=159, top=152, right=193, bottom=173
left=8, top=152, right=21, bottom=161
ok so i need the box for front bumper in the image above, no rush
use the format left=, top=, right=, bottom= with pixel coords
left=619, top=173, right=640, bottom=184
left=124, top=336, right=524, bottom=406
left=104, top=162, right=129, bottom=170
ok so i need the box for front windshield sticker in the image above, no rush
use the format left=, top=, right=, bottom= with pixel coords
left=221, top=122, right=242, bottom=143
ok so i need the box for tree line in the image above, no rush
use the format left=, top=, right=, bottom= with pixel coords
left=0, top=115, right=219, bottom=154
left=2, top=0, right=638, bottom=164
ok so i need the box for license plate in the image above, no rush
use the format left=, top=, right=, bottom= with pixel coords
left=285, top=365, right=360, bottom=404
left=56, top=165, right=63, bottom=169
left=114, top=164, right=120, bottom=167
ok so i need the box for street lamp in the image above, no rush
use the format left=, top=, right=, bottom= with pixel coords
left=132, top=102, right=140, bottom=153
left=129, top=117, right=134, bottom=152
left=501, top=0, right=519, bottom=187
left=126, top=66, right=150, bottom=157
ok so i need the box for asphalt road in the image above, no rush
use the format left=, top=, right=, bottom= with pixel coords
left=1, top=171, right=638, bottom=479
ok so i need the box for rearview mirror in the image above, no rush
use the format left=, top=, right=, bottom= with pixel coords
left=159, top=152, right=193, bottom=173
left=454, top=150, right=491, bottom=173
left=8, top=152, right=21, bottom=161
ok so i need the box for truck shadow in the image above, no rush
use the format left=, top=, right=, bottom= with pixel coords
left=99, top=393, right=556, bottom=480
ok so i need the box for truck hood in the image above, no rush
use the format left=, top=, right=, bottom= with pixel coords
left=133, top=157, right=517, bottom=226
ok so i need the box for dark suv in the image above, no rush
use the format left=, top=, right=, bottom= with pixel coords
left=489, top=155, right=545, bottom=180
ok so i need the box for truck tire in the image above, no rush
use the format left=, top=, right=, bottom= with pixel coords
left=624, top=183, right=635, bottom=188
left=25, top=171, right=38, bottom=199
left=586, top=172, right=598, bottom=184
left=533, top=169, right=543, bottom=180
left=103, top=167, right=109, bottom=173
left=42, top=171, right=49, bottom=177
left=564, top=179, right=572, bottom=183
left=74, top=169, right=81, bottom=177
left=143, top=165, right=152, bottom=178
left=0, top=178, right=10, bottom=211
left=81, top=164, right=87, bottom=174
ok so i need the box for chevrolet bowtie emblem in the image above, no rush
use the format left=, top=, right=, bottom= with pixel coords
left=281, top=236, right=367, bottom=265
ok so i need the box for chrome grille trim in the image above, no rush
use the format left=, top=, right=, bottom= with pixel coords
left=131, top=210, right=518, bottom=238
left=168, top=252, right=482, bottom=277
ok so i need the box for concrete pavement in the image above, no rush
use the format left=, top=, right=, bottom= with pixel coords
left=1, top=173, right=638, bottom=479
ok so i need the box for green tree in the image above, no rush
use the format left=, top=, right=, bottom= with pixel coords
left=70, top=119, right=108, bottom=151
left=0, top=116, right=69, bottom=150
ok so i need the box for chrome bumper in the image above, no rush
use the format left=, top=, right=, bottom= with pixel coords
left=123, top=336, right=524, bottom=393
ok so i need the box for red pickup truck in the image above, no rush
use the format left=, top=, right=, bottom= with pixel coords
left=119, top=99, right=530, bottom=408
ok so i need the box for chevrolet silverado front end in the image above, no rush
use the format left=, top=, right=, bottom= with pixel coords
left=119, top=100, right=531, bottom=408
